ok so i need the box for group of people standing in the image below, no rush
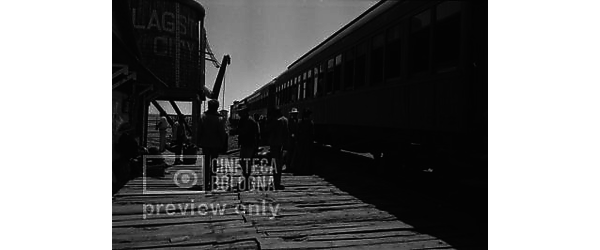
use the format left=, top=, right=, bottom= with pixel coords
left=236, top=106, right=315, bottom=190
left=154, top=100, right=315, bottom=191
left=155, top=99, right=228, bottom=191
left=155, top=112, right=195, bottom=165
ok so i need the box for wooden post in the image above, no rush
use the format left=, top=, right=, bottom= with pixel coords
left=168, top=100, right=192, bottom=135
left=151, top=100, right=175, bottom=127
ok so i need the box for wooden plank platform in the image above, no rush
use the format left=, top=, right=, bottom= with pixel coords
left=113, top=165, right=460, bottom=249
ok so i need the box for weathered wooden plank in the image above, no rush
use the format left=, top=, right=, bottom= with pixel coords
left=340, top=243, right=457, bottom=250
left=150, top=240, right=259, bottom=250
left=114, top=195, right=240, bottom=204
left=258, top=220, right=414, bottom=236
left=256, top=221, right=414, bottom=235
left=113, top=209, right=242, bottom=223
left=258, top=237, right=452, bottom=250
left=305, top=230, right=432, bottom=241
left=244, top=192, right=342, bottom=200
left=245, top=196, right=351, bottom=204
left=138, top=240, right=258, bottom=250
left=115, top=191, right=240, bottom=199
left=249, top=207, right=397, bottom=224
left=237, top=203, right=374, bottom=218
left=113, top=221, right=252, bottom=240
left=112, top=196, right=240, bottom=212
left=114, top=233, right=260, bottom=250
left=113, top=214, right=243, bottom=228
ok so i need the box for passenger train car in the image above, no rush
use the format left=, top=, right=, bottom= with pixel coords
left=242, top=0, right=486, bottom=166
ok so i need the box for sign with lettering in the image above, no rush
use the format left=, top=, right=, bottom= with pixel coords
left=129, top=0, right=204, bottom=89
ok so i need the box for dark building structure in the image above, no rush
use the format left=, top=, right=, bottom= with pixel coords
left=112, top=0, right=210, bottom=146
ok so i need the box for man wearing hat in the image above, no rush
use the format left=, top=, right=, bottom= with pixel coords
left=237, top=106, right=260, bottom=190
left=198, top=99, right=228, bottom=191
left=268, top=108, right=289, bottom=190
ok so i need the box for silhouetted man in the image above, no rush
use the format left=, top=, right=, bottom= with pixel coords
left=268, top=108, right=289, bottom=190
left=238, top=107, right=260, bottom=189
left=198, top=99, right=227, bottom=191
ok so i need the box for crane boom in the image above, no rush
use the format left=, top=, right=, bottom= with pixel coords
left=210, top=55, right=231, bottom=99
left=201, top=54, right=230, bottom=100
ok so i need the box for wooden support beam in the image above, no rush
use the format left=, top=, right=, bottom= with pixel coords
left=168, top=100, right=192, bottom=135
left=169, top=100, right=184, bottom=116
left=150, top=101, right=174, bottom=127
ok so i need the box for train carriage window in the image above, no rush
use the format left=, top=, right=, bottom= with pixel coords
left=289, top=80, right=292, bottom=104
left=344, top=50, right=354, bottom=89
left=410, top=9, right=432, bottom=76
left=298, top=77, right=301, bottom=101
left=293, top=77, right=298, bottom=103
left=333, top=54, right=342, bottom=92
left=284, top=82, right=287, bottom=104
left=371, top=33, right=385, bottom=85
left=293, top=78, right=296, bottom=101
left=385, top=24, right=401, bottom=80
left=297, top=81, right=301, bottom=102
left=303, top=81, right=307, bottom=100
left=300, top=75, right=304, bottom=100
left=276, top=85, right=280, bottom=106
left=302, top=71, right=310, bottom=100
left=319, top=63, right=325, bottom=96
left=355, top=41, right=367, bottom=88
left=299, top=73, right=303, bottom=101
left=301, top=73, right=306, bottom=100
left=281, top=82, right=284, bottom=105
left=313, top=67, right=319, bottom=97
left=286, top=80, right=290, bottom=104
left=296, top=76, right=301, bottom=101
left=293, top=78, right=296, bottom=102
left=288, top=79, right=292, bottom=104
left=326, top=58, right=334, bottom=94
left=297, top=76, right=301, bottom=101
left=306, top=69, right=314, bottom=99
left=434, top=1, right=462, bottom=72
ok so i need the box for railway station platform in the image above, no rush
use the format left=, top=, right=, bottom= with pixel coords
left=113, top=146, right=486, bottom=249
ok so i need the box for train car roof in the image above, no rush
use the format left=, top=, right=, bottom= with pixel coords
left=246, top=78, right=276, bottom=102
left=287, top=0, right=397, bottom=72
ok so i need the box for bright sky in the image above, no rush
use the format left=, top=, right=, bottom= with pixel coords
left=148, top=0, right=377, bottom=115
